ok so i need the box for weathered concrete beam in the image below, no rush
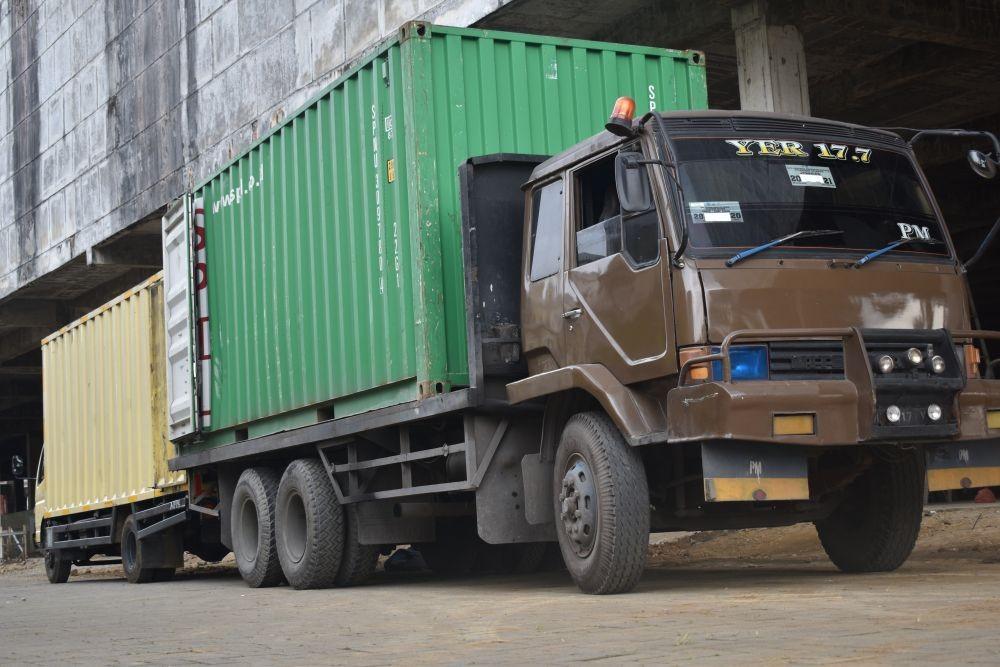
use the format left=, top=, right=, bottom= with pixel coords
left=732, top=0, right=810, bottom=115
left=0, top=300, right=73, bottom=329
left=788, top=0, right=1000, bottom=54
left=86, top=244, right=163, bottom=269
left=810, top=43, right=969, bottom=118
left=0, top=328, right=51, bottom=364
left=0, top=366, right=42, bottom=377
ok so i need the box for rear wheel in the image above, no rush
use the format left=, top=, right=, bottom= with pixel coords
left=44, top=549, right=71, bottom=584
left=121, top=515, right=156, bottom=584
left=815, top=448, right=924, bottom=572
left=275, top=459, right=344, bottom=590
left=553, top=412, right=649, bottom=594
left=231, top=467, right=284, bottom=588
left=335, top=506, right=379, bottom=587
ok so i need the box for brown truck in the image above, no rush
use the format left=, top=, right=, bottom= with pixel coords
left=34, top=99, right=1000, bottom=596
left=499, top=103, right=1000, bottom=592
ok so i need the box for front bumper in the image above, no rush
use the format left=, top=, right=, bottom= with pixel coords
left=668, top=328, right=1000, bottom=497
left=668, top=327, right=1000, bottom=446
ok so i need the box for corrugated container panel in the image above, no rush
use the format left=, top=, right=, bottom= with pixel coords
left=193, top=24, right=707, bottom=436
left=40, top=274, right=184, bottom=517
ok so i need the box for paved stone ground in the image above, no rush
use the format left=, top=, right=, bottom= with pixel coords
left=3, top=506, right=1000, bottom=665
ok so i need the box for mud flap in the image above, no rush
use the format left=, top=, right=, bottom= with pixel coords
left=926, top=441, right=1000, bottom=492
left=702, top=442, right=810, bottom=502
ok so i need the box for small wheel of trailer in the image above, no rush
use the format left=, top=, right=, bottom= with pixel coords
left=121, top=515, right=157, bottom=584
left=44, top=549, right=72, bottom=584
left=275, top=459, right=344, bottom=590
left=231, top=467, right=285, bottom=588
left=815, top=447, right=925, bottom=573
left=335, top=505, right=379, bottom=587
left=553, top=412, right=649, bottom=594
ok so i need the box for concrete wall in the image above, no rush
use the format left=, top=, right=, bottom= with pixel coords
left=0, top=0, right=507, bottom=300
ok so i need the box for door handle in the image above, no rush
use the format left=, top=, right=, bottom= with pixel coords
left=562, top=308, right=582, bottom=321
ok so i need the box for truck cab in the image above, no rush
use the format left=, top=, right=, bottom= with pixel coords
left=508, top=105, right=1000, bottom=593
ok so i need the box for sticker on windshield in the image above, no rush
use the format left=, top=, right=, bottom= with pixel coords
left=689, top=201, right=744, bottom=223
left=786, top=164, right=836, bottom=188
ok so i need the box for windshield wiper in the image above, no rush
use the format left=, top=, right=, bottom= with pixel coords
left=852, top=236, right=944, bottom=268
left=725, top=230, right=844, bottom=267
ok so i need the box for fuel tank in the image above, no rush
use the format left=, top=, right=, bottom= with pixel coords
left=695, top=257, right=969, bottom=342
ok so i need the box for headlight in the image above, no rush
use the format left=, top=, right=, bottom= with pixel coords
left=927, top=404, right=943, bottom=422
left=886, top=405, right=902, bottom=423
left=877, top=355, right=895, bottom=374
left=930, top=355, right=946, bottom=374
left=710, top=345, right=769, bottom=381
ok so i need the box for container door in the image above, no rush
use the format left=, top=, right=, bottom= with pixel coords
left=162, top=196, right=199, bottom=440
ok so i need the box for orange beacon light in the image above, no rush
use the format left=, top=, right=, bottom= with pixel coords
left=605, top=96, right=636, bottom=137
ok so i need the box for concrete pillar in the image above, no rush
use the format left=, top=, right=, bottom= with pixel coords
left=732, top=0, right=810, bottom=115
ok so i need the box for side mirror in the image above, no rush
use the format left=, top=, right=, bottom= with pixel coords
left=11, top=454, right=25, bottom=479
left=615, top=151, right=654, bottom=214
left=968, top=149, right=997, bottom=179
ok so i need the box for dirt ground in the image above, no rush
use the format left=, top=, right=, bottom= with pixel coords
left=2, top=504, right=1000, bottom=664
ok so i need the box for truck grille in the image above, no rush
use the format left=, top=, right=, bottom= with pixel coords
left=768, top=341, right=845, bottom=380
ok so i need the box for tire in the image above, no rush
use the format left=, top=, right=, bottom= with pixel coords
left=275, top=459, right=344, bottom=590
left=121, top=515, right=156, bottom=584
left=44, top=549, right=71, bottom=584
left=815, top=447, right=925, bottom=573
left=232, top=467, right=284, bottom=588
left=335, top=505, right=379, bottom=587
left=553, top=411, right=649, bottom=594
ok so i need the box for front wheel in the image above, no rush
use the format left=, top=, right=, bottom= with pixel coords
left=44, top=549, right=71, bottom=584
left=553, top=412, right=649, bottom=594
left=815, top=447, right=924, bottom=572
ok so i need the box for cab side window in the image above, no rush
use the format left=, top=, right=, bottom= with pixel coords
left=529, top=179, right=564, bottom=281
left=575, top=153, right=660, bottom=267
left=576, top=155, right=622, bottom=265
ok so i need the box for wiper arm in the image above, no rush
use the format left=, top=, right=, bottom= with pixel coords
left=852, top=236, right=944, bottom=269
left=725, top=230, right=844, bottom=267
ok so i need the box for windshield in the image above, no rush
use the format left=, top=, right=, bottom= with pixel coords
left=674, top=137, right=950, bottom=259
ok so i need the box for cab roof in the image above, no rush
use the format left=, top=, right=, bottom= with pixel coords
left=526, top=109, right=907, bottom=186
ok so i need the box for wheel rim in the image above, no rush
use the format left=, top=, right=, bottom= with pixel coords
left=282, top=491, right=307, bottom=564
left=559, top=455, right=598, bottom=557
left=238, top=497, right=260, bottom=563
left=123, top=528, right=137, bottom=572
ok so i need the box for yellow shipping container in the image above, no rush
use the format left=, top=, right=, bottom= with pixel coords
left=36, top=273, right=185, bottom=526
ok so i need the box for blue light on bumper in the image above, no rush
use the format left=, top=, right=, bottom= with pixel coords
left=711, top=345, right=769, bottom=381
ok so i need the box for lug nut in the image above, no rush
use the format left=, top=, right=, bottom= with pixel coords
left=877, top=355, right=895, bottom=374
left=907, top=347, right=924, bottom=366
left=886, top=405, right=902, bottom=423
left=927, top=404, right=943, bottom=422
left=930, top=355, right=946, bottom=374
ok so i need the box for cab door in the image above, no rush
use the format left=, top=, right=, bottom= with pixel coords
left=562, top=149, right=675, bottom=383
left=520, top=177, right=569, bottom=374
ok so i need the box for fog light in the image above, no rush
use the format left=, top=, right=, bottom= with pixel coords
left=930, top=355, right=946, bottom=374
left=877, top=355, right=895, bottom=374
left=886, top=405, right=902, bottom=423
left=906, top=347, right=924, bottom=366
left=927, top=404, right=943, bottom=422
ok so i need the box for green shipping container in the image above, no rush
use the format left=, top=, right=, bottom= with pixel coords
left=172, top=23, right=707, bottom=447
